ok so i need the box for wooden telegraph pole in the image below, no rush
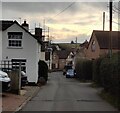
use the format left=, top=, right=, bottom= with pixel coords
left=109, top=0, right=112, bottom=57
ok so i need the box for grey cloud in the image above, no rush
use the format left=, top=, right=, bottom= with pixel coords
left=2, top=2, right=78, bottom=14
left=2, top=2, right=108, bottom=16
left=46, top=18, right=58, bottom=23
left=74, top=20, right=97, bottom=26
left=54, top=33, right=90, bottom=43
left=77, top=33, right=90, bottom=42
left=84, top=2, right=108, bottom=10
left=62, top=28, right=77, bottom=32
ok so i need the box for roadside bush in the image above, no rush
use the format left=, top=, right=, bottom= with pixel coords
left=38, top=60, right=48, bottom=84
left=99, top=53, right=120, bottom=96
left=92, top=57, right=103, bottom=85
left=75, top=59, right=93, bottom=80
left=93, top=52, right=120, bottom=109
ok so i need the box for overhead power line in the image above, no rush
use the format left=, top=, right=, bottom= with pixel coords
left=47, top=1, right=76, bottom=22
left=54, top=2, right=76, bottom=18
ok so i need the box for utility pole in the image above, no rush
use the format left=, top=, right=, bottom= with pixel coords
left=103, top=12, right=105, bottom=31
left=109, top=0, right=112, bottom=57
left=110, top=0, right=112, bottom=32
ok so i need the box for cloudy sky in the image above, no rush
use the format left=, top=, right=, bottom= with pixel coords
left=1, top=1, right=119, bottom=43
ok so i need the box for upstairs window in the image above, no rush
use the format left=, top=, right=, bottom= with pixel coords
left=8, top=32, right=23, bottom=48
left=91, top=40, right=96, bottom=52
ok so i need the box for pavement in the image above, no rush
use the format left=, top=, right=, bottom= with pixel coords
left=1, top=85, right=40, bottom=113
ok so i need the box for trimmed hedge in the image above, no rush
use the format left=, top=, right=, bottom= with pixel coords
left=38, top=60, right=48, bottom=82
left=93, top=52, right=120, bottom=109
left=75, top=59, right=93, bottom=80
left=92, top=57, right=104, bottom=85
left=75, top=52, right=120, bottom=109
left=100, top=53, right=120, bottom=94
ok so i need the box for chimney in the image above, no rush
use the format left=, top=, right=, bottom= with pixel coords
left=22, top=20, right=29, bottom=31
left=35, top=28, right=43, bottom=41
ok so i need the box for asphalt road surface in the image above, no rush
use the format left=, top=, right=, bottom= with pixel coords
left=21, top=72, right=118, bottom=111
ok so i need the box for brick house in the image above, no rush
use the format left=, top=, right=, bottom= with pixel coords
left=52, top=50, right=70, bottom=70
left=86, top=30, right=120, bottom=60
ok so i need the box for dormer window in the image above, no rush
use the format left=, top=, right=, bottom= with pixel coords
left=8, top=32, right=23, bottom=48
left=91, top=40, right=96, bottom=52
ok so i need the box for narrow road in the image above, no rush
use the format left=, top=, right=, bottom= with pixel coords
left=21, top=72, right=117, bottom=111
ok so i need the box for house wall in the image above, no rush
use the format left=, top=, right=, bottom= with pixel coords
left=100, top=49, right=120, bottom=56
left=59, top=59, right=66, bottom=70
left=52, top=52, right=59, bottom=69
left=0, top=31, right=2, bottom=61
left=86, top=33, right=120, bottom=60
left=40, top=52, right=45, bottom=61
left=2, top=23, right=40, bottom=83
left=86, top=34, right=100, bottom=60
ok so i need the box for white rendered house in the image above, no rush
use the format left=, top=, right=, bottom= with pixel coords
left=0, top=20, right=42, bottom=83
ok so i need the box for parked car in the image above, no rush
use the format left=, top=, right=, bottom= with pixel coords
left=21, top=71, right=28, bottom=87
left=63, top=65, right=72, bottom=75
left=0, top=70, right=11, bottom=91
left=66, top=69, right=76, bottom=78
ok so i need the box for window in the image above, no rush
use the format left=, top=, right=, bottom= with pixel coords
left=8, top=32, right=23, bottom=48
left=91, top=40, right=96, bottom=52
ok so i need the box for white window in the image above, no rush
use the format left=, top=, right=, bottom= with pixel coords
left=8, top=32, right=23, bottom=48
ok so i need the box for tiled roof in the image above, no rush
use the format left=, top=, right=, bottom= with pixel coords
left=0, top=20, right=42, bottom=45
left=56, top=50, right=70, bottom=59
left=0, top=20, right=14, bottom=31
left=80, top=40, right=89, bottom=48
left=92, top=30, right=120, bottom=49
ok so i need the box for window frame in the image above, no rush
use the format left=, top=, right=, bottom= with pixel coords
left=8, top=32, right=23, bottom=48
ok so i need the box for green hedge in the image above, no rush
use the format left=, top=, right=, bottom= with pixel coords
left=93, top=53, right=120, bottom=95
left=93, top=52, right=120, bottom=109
left=100, top=53, right=120, bottom=94
left=75, top=59, right=93, bottom=80
left=38, top=60, right=48, bottom=82
left=92, top=57, right=104, bottom=85
left=75, top=53, right=120, bottom=109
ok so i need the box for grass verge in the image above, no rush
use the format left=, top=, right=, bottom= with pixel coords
left=99, top=90, right=120, bottom=111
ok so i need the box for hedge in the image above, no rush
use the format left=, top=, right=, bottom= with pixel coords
left=100, top=53, right=120, bottom=94
left=93, top=52, right=120, bottom=109
left=75, top=59, right=93, bottom=80
left=38, top=60, right=48, bottom=82
left=92, top=57, right=104, bottom=85
left=75, top=52, right=120, bottom=109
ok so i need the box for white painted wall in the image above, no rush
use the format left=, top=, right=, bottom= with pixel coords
left=0, top=31, right=2, bottom=61
left=2, top=23, right=41, bottom=83
left=40, top=52, right=45, bottom=61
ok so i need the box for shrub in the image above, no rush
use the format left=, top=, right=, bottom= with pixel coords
left=38, top=60, right=48, bottom=83
left=99, top=53, right=120, bottom=96
left=93, top=52, right=120, bottom=109
left=75, top=59, right=93, bottom=80
left=92, top=57, right=103, bottom=85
